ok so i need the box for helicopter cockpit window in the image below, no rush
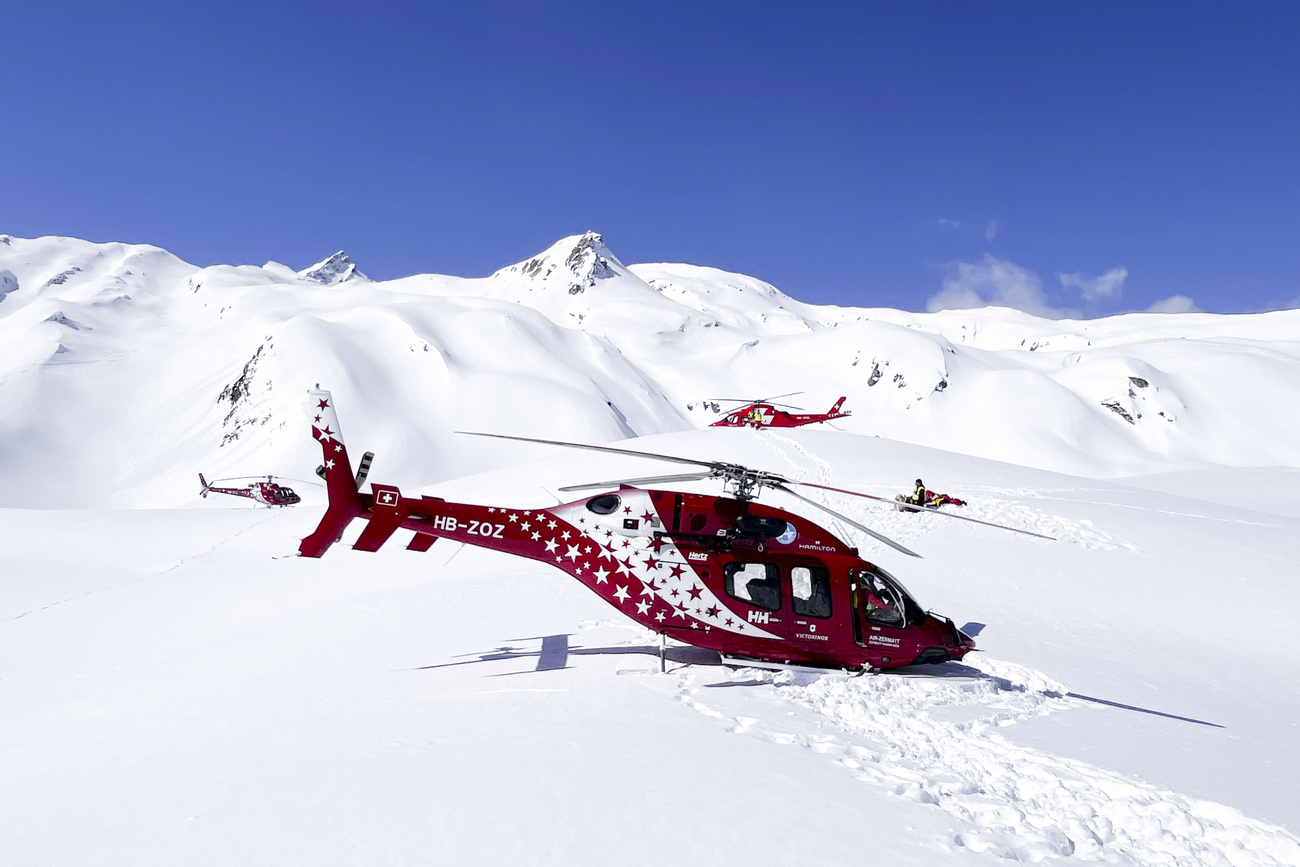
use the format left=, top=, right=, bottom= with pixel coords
left=791, top=565, right=832, bottom=619
left=860, top=569, right=908, bottom=627
left=724, top=562, right=781, bottom=612
left=585, top=494, right=621, bottom=515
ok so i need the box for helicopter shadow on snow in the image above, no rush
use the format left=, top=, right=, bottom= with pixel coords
left=407, top=632, right=1223, bottom=728
left=409, top=633, right=723, bottom=676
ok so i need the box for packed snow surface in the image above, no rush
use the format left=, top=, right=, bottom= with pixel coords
left=2, top=231, right=1298, bottom=864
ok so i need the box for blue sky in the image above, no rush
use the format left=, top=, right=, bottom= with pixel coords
left=5, top=1, right=1299, bottom=315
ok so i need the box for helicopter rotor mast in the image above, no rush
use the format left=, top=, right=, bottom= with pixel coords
left=462, top=432, right=785, bottom=501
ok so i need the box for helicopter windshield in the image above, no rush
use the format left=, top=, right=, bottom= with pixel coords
left=858, top=567, right=922, bottom=628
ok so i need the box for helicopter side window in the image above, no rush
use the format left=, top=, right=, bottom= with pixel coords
left=791, top=565, right=832, bottom=619
left=724, top=562, right=781, bottom=612
left=586, top=495, right=621, bottom=515
left=860, top=570, right=906, bottom=628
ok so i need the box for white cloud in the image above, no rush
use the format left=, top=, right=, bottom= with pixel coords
left=1146, top=295, right=1201, bottom=313
left=1057, top=267, right=1127, bottom=303
left=927, top=254, right=1063, bottom=318
left=937, top=218, right=962, bottom=229
left=984, top=219, right=999, bottom=242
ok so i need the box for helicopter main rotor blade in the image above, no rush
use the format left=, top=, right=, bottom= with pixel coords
left=707, top=391, right=805, bottom=405
left=794, top=481, right=1057, bottom=541
left=773, top=484, right=922, bottom=559
left=558, top=471, right=718, bottom=492
left=457, top=432, right=721, bottom=471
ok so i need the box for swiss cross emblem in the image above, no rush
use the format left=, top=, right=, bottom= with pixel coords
left=377, top=490, right=398, bottom=506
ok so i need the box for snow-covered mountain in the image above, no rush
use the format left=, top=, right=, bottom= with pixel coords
left=1, top=230, right=1298, bottom=507
left=3, top=231, right=1300, bottom=865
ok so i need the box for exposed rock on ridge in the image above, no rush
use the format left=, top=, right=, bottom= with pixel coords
left=300, top=252, right=368, bottom=285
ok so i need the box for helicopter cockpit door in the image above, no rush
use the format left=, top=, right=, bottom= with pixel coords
left=851, top=567, right=910, bottom=649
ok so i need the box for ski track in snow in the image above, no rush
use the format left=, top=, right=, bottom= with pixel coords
left=668, top=657, right=1300, bottom=866
left=2, top=513, right=278, bottom=624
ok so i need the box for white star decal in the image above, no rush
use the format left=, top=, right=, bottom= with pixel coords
left=544, top=539, right=559, bottom=553
left=565, top=544, right=582, bottom=561
left=531, top=531, right=541, bottom=541
left=593, top=567, right=609, bottom=584
left=636, top=600, right=651, bottom=615
left=655, top=610, right=666, bottom=622
left=325, top=459, right=335, bottom=469
left=613, top=585, right=630, bottom=603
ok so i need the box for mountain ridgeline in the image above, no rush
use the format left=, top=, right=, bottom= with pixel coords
left=1, top=230, right=1298, bottom=507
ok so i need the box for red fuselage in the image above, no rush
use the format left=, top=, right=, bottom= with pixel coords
left=299, top=388, right=968, bottom=672
left=304, top=482, right=971, bottom=671
left=710, top=399, right=849, bottom=429
left=201, top=478, right=300, bottom=507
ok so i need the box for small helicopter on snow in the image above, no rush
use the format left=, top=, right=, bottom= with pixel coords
left=298, top=389, right=1053, bottom=672
left=199, top=473, right=301, bottom=507
left=708, top=393, right=850, bottom=429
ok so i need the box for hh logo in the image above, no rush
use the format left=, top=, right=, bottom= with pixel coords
left=747, top=611, right=770, bottom=625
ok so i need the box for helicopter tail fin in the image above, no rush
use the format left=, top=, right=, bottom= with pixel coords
left=829, top=396, right=848, bottom=416
left=299, top=388, right=365, bottom=558
left=199, top=473, right=209, bottom=497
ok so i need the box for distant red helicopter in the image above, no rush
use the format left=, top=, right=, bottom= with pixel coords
left=199, top=473, right=301, bottom=507
left=298, top=389, right=1052, bottom=672
left=709, top=393, right=850, bottom=429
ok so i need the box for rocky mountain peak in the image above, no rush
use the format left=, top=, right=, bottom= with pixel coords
left=493, top=231, right=628, bottom=295
left=299, top=251, right=368, bottom=285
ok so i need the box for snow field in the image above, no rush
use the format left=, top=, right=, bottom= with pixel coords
left=4, top=231, right=1300, bottom=864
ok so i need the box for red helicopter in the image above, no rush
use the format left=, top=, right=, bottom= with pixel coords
left=199, top=473, right=302, bottom=507
left=708, top=393, right=850, bottom=429
left=298, top=389, right=1052, bottom=672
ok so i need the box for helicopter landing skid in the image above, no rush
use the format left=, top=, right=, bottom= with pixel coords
left=719, top=653, right=866, bottom=677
